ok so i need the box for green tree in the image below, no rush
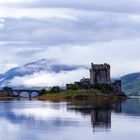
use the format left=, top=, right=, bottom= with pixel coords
left=66, top=84, right=78, bottom=90
left=40, top=89, right=49, bottom=94
left=50, top=86, right=61, bottom=93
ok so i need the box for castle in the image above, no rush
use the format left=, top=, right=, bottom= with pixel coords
left=67, top=62, right=122, bottom=94
left=90, top=63, right=111, bottom=85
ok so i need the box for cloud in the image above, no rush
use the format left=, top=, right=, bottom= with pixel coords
left=33, top=39, right=140, bottom=77
left=0, top=0, right=140, bottom=86
left=0, top=18, right=5, bottom=29
left=0, top=0, right=36, bottom=4
left=0, top=7, right=78, bottom=20
left=0, top=43, right=43, bottom=72
left=0, top=3, right=140, bottom=45
left=9, top=68, right=88, bottom=87
left=1, top=38, right=140, bottom=79
left=1, top=11, right=140, bottom=42
left=3, top=0, right=140, bottom=15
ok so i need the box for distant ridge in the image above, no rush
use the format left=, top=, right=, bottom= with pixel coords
left=121, top=72, right=140, bottom=96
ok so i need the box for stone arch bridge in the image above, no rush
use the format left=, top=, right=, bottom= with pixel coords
left=0, top=87, right=42, bottom=98
left=13, top=89, right=41, bottom=98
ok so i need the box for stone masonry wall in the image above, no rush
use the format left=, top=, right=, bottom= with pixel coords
left=90, top=63, right=111, bottom=85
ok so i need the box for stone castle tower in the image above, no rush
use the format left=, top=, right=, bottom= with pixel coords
left=90, top=63, right=111, bottom=85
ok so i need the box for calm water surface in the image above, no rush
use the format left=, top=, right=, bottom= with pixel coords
left=0, top=98, right=140, bottom=140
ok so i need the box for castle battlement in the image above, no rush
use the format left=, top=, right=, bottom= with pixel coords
left=91, top=63, right=110, bottom=70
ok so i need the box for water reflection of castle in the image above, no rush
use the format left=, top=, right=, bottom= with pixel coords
left=68, top=100, right=123, bottom=132
left=91, top=109, right=111, bottom=130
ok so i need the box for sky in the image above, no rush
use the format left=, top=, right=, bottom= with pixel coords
left=0, top=0, right=140, bottom=86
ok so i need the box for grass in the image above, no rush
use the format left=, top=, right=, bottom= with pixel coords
left=38, top=89, right=127, bottom=101
left=57, top=89, right=102, bottom=95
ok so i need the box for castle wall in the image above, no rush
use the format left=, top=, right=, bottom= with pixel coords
left=112, top=80, right=122, bottom=95
left=90, top=63, right=111, bottom=85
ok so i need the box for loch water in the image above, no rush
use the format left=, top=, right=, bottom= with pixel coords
left=0, top=98, right=140, bottom=140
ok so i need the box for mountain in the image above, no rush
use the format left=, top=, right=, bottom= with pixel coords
left=121, top=72, right=140, bottom=96
left=0, top=59, right=87, bottom=88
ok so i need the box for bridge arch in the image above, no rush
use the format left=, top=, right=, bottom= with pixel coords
left=13, top=90, right=41, bottom=98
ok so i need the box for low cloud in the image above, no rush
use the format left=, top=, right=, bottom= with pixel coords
left=0, top=38, right=140, bottom=77
left=32, top=39, right=140, bottom=77
left=9, top=68, right=88, bottom=87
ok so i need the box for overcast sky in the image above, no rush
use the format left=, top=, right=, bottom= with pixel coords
left=0, top=0, right=140, bottom=78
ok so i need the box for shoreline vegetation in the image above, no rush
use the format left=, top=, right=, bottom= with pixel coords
left=0, top=84, right=127, bottom=101
left=38, top=90, right=127, bottom=101
left=37, top=84, right=127, bottom=101
left=0, top=89, right=127, bottom=101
